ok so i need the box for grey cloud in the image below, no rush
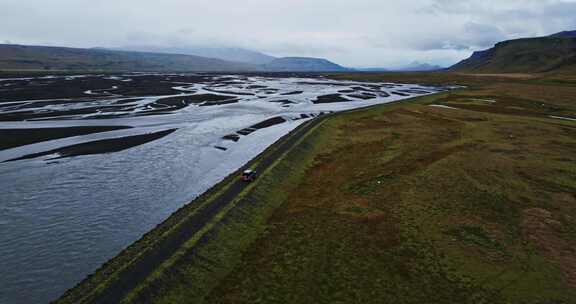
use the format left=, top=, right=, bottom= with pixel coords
left=389, top=22, right=504, bottom=52
left=462, top=22, right=507, bottom=48
left=424, top=0, right=576, bottom=38
left=0, top=0, right=575, bottom=67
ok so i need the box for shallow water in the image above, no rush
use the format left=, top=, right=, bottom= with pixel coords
left=0, top=74, right=444, bottom=303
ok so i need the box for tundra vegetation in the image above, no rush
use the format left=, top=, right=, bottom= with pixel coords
left=204, top=72, right=576, bottom=304
left=57, top=72, right=576, bottom=304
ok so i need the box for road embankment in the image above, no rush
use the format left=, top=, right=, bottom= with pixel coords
left=55, top=92, right=448, bottom=304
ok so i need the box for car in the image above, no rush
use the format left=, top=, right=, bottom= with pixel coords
left=241, top=169, right=257, bottom=182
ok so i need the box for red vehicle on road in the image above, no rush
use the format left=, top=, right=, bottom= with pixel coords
left=241, top=169, right=257, bottom=182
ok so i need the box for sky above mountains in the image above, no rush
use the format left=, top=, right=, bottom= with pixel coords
left=1, top=0, right=575, bottom=67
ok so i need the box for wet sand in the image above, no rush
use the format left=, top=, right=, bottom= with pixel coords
left=6, top=129, right=176, bottom=162
left=0, top=126, right=131, bottom=150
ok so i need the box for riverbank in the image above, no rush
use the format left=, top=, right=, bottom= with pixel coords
left=54, top=92, right=444, bottom=304
left=56, top=72, right=576, bottom=303
left=1, top=73, right=437, bottom=303
left=204, top=73, right=576, bottom=303
left=54, top=109, right=332, bottom=303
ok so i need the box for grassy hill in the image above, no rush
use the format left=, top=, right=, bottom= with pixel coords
left=451, top=33, right=576, bottom=73
left=0, top=44, right=260, bottom=72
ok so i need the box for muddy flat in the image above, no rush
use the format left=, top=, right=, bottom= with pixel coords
left=0, top=126, right=131, bottom=150
left=7, top=129, right=176, bottom=161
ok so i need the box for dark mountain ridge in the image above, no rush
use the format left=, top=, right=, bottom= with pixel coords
left=263, top=57, right=350, bottom=72
left=450, top=30, right=576, bottom=73
left=0, top=44, right=348, bottom=72
left=0, top=44, right=258, bottom=72
left=549, top=30, right=576, bottom=39
left=108, top=46, right=277, bottom=64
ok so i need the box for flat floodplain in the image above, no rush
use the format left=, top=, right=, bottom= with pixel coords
left=0, top=73, right=443, bottom=303
left=197, top=73, right=576, bottom=303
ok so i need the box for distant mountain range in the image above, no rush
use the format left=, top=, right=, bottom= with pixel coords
left=393, top=61, right=444, bottom=72
left=355, top=67, right=390, bottom=72
left=0, top=44, right=256, bottom=72
left=357, top=62, right=444, bottom=72
left=0, top=44, right=348, bottom=72
left=450, top=30, right=576, bottom=73
left=110, top=46, right=276, bottom=64
left=263, top=57, right=350, bottom=72
left=4, top=29, right=575, bottom=74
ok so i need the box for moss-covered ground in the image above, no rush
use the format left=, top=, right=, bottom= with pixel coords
left=202, top=74, right=576, bottom=304
left=57, top=72, right=576, bottom=304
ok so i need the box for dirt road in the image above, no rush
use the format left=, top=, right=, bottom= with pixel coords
left=56, top=113, right=329, bottom=304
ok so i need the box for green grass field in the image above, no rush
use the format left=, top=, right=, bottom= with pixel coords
left=200, top=73, right=576, bottom=303
left=57, top=72, right=576, bottom=304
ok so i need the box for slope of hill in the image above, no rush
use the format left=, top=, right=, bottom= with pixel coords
left=450, top=32, right=576, bottom=73
left=113, top=46, right=276, bottom=64
left=550, top=30, right=576, bottom=38
left=0, top=44, right=260, bottom=72
left=263, top=57, right=350, bottom=72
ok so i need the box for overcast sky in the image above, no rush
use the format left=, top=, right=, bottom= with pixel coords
left=1, top=0, right=575, bottom=67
